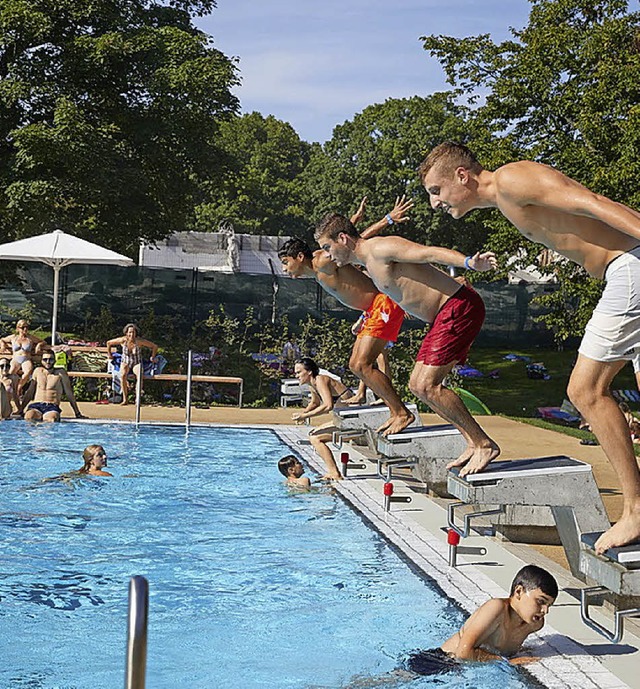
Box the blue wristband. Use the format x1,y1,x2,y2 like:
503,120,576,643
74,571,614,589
385,213,394,225
464,256,474,271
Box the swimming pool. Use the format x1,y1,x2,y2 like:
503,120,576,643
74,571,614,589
1,422,537,688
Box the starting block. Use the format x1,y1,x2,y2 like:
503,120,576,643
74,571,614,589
447,456,609,578
580,533,640,643
376,424,467,496
332,403,420,450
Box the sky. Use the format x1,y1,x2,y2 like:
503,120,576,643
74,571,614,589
194,0,534,144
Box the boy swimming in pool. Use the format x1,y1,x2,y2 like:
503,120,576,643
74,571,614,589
277,455,311,490
406,564,557,675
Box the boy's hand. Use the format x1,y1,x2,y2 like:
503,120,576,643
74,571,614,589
509,656,540,666
468,251,498,272
388,195,414,224
351,196,368,225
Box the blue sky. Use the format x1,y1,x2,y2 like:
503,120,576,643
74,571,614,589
195,0,533,144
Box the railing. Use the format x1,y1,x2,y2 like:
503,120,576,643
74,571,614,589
125,575,149,689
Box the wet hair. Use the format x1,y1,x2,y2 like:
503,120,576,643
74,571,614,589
510,565,558,599
278,454,300,477
278,237,313,260
79,445,105,474
295,357,319,377
123,323,139,337
314,213,359,242
417,141,483,181
40,347,55,358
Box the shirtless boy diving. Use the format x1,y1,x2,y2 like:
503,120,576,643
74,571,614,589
279,197,415,436
420,140,640,552
315,213,498,475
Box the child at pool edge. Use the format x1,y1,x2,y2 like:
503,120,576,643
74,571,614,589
277,455,311,490
406,564,557,675
79,445,113,477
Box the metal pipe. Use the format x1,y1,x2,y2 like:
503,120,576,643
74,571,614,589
125,575,148,689
134,364,143,425
580,585,640,644
185,349,193,428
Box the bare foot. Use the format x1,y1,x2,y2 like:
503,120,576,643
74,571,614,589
446,446,474,470
381,411,416,437
120,399,129,406
343,395,366,405
458,443,501,478
594,511,640,554
376,417,394,434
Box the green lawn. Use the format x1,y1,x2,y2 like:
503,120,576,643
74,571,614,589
458,346,639,418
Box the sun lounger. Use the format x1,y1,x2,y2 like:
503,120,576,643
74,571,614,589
447,456,609,578
376,424,467,496
579,533,640,643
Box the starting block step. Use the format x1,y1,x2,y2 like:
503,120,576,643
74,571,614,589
580,533,640,595
377,424,467,496
448,455,609,579
579,533,640,642
333,403,420,432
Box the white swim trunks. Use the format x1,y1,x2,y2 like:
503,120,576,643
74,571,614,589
578,246,640,363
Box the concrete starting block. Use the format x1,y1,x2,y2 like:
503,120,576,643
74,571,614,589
332,403,420,449
280,378,308,407
447,455,609,578
376,424,467,495
579,533,640,643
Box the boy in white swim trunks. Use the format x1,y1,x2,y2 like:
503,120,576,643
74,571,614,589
420,141,640,553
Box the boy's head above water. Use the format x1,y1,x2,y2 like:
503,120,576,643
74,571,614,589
509,564,557,624
278,454,304,478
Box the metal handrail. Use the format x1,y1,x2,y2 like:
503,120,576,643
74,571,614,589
134,366,142,425
125,575,149,689
185,349,193,428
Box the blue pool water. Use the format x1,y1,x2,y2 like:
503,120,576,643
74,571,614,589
0,422,537,688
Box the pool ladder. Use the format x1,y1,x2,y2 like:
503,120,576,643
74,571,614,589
134,350,195,428
126,576,149,689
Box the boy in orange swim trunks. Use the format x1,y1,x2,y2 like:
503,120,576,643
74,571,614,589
279,197,416,436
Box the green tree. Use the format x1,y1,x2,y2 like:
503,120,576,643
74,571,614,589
299,93,489,253
193,111,314,236
0,0,239,253
421,0,640,335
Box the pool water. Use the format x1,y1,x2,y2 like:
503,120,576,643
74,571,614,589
0,423,537,688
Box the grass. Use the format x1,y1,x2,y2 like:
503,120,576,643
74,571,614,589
458,346,640,454
459,346,639,418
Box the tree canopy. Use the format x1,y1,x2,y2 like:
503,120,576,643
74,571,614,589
0,0,239,253
421,0,640,340
193,111,314,236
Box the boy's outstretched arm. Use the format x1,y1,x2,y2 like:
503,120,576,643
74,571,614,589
450,598,504,661
350,196,368,225
360,196,414,239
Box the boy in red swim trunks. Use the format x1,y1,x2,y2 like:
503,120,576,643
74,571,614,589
279,196,416,436
315,213,499,475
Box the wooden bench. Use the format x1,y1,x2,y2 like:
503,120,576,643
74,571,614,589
64,347,243,407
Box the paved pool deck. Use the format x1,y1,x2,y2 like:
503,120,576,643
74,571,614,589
56,402,640,688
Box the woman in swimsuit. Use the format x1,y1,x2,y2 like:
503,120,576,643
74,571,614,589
291,357,350,480
0,320,44,396
0,357,22,416
106,323,158,405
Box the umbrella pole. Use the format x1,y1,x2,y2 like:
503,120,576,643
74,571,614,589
51,265,61,346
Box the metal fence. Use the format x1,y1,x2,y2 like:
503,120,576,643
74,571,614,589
0,263,557,346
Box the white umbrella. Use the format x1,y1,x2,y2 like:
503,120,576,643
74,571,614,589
0,229,134,343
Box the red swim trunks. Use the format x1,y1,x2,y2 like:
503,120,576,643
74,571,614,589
416,286,485,366
357,293,405,343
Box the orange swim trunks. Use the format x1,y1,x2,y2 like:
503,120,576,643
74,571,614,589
357,293,405,342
